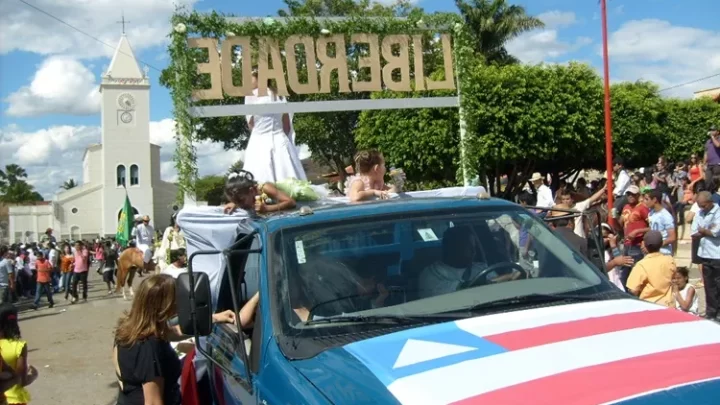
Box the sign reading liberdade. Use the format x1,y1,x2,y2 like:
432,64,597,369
189,33,455,100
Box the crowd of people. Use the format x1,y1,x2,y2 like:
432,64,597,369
516,124,720,320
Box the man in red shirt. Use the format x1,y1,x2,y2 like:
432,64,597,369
31,251,54,310
618,185,650,290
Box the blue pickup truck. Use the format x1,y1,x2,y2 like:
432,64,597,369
175,195,720,405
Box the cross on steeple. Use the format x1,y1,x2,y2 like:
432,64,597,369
117,13,130,34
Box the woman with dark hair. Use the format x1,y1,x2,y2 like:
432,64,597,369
242,71,306,184
222,170,296,214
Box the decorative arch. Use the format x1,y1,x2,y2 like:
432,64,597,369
116,164,127,187
70,226,81,241
130,164,139,186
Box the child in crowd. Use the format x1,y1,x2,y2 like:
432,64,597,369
223,170,296,214
103,241,118,295
672,267,698,315
346,150,403,202
31,252,54,310
0,303,36,404
59,244,74,300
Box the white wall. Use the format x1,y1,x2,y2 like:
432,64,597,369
8,204,54,243
83,145,102,185
55,184,104,239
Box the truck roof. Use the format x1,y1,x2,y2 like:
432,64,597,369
259,196,519,232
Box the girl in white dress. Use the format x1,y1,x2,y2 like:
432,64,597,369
243,73,306,184
673,267,698,315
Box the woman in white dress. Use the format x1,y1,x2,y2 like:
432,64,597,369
243,72,306,184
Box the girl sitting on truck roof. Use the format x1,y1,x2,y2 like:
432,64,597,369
346,149,404,202
223,170,296,214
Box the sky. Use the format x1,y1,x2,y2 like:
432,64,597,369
0,0,719,199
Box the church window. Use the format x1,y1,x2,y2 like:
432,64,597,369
130,164,139,186
117,165,126,187
71,207,78,214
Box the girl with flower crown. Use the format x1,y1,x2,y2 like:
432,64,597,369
223,170,296,214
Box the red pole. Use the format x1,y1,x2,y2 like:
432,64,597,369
601,0,615,227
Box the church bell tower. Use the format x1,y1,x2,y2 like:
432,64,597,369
98,33,154,235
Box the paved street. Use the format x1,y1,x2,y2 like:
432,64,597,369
19,267,133,405
17,236,707,404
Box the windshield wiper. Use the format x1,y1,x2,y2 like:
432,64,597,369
461,293,605,313
303,313,464,326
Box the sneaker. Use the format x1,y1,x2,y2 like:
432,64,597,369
70,297,77,304
31,305,38,311
49,304,54,309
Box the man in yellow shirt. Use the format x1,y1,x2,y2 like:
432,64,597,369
626,230,676,306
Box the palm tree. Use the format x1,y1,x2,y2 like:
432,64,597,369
455,0,544,65
61,178,78,190
0,164,28,191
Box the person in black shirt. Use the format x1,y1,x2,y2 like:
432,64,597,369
549,204,589,258
113,274,236,405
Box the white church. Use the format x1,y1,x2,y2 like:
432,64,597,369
8,34,178,242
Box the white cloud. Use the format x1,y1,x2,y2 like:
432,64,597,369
507,11,591,64
537,11,577,29
606,19,720,97
4,56,100,117
0,120,311,199
0,0,197,59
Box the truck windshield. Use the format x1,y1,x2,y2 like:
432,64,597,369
274,207,618,335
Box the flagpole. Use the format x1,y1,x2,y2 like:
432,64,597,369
600,0,615,227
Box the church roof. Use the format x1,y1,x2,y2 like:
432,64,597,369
106,34,144,79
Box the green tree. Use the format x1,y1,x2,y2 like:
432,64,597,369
356,89,460,190
462,62,604,196
662,98,720,163
61,178,78,190
455,0,544,65
600,81,667,169
0,164,44,203
195,175,226,205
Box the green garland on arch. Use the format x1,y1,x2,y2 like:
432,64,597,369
165,8,468,202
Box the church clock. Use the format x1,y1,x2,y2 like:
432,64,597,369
118,93,135,110
120,111,133,124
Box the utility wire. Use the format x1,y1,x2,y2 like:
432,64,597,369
16,0,720,94
656,72,720,94
15,0,163,73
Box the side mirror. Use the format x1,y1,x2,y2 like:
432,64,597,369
176,271,213,336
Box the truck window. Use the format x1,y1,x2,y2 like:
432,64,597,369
275,208,611,339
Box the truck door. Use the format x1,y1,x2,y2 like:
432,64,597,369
208,234,263,404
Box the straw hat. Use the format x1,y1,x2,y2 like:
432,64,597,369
530,172,544,183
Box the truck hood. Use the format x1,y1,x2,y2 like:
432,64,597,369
294,299,720,404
